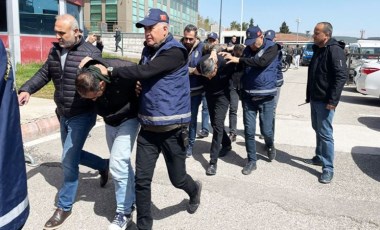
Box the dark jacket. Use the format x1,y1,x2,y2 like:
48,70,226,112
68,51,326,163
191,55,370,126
19,38,102,118
198,54,233,96
85,58,139,127
306,38,348,106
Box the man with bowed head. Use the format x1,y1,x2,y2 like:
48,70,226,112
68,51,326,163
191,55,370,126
304,22,348,184
220,26,282,175
18,14,108,229
92,8,202,230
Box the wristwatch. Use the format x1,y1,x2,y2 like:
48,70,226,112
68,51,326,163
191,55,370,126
107,67,113,76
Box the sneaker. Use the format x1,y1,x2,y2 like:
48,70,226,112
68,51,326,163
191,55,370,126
197,129,209,138
267,146,276,162
186,146,193,158
303,156,323,166
242,161,257,175
187,180,202,214
206,163,217,176
259,135,264,139
108,212,133,230
219,145,232,157
229,133,236,142
319,171,334,184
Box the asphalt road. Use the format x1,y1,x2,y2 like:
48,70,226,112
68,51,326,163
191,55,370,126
23,66,380,230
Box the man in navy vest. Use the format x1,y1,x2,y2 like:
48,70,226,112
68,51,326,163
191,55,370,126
220,26,281,175
0,40,29,230
93,8,202,230
180,24,205,157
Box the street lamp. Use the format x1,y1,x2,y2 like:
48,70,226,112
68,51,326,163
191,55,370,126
296,18,301,44
219,0,222,40
240,0,243,44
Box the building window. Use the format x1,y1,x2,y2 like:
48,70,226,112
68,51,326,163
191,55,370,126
106,1,117,31
90,0,102,32
0,0,7,32
19,0,58,35
67,2,80,24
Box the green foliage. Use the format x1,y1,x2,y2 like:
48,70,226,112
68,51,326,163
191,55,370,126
249,18,254,28
15,62,54,99
279,21,290,34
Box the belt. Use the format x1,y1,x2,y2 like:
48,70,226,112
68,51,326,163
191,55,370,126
142,123,189,133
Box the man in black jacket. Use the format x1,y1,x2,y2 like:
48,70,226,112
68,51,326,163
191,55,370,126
76,58,139,230
304,22,348,184
197,54,233,176
18,14,108,229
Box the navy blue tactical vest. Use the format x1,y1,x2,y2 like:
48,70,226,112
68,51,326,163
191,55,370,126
242,40,279,97
139,34,191,126
0,40,29,229
188,40,204,94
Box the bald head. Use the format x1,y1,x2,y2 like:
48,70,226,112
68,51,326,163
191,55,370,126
56,14,79,31
54,14,80,48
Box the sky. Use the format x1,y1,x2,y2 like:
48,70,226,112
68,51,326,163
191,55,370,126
198,0,380,38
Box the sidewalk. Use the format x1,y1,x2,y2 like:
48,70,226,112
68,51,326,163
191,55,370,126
19,97,59,142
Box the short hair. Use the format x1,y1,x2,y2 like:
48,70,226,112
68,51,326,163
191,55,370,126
184,24,198,36
75,71,101,96
199,58,216,76
233,44,245,57
318,22,333,37
56,14,79,30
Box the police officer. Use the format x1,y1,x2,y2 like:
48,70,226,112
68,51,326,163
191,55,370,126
92,8,202,230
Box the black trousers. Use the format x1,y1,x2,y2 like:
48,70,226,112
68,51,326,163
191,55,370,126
228,87,239,135
135,128,197,230
206,93,231,165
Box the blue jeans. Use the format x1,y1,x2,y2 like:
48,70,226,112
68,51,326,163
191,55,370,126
58,112,108,211
189,94,202,147
242,95,275,162
310,100,335,172
188,93,210,147
106,118,139,214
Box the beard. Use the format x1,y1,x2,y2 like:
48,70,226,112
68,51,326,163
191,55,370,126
59,37,77,48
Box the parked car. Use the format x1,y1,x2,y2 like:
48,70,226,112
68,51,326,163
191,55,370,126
349,40,380,84
301,43,313,66
355,61,380,98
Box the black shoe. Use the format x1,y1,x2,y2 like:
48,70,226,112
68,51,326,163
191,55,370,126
219,145,232,157
304,156,323,166
187,180,202,214
267,146,276,162
319,171,333,184
44,208,72,230
197,129,209,138
229,133,236,142
242,161,257,175
99,160,109,188
206,163,217,176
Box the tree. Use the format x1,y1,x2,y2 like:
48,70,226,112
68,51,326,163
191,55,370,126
249,18,254,28
230,21,240,30
279,21,290,34
198,15,211,31
242,22,249,31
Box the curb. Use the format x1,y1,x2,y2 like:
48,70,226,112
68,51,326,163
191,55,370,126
21,115,60,142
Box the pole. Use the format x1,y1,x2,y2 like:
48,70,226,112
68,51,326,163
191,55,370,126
296,18,300,44
240,0,243,44
219,0,222,42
